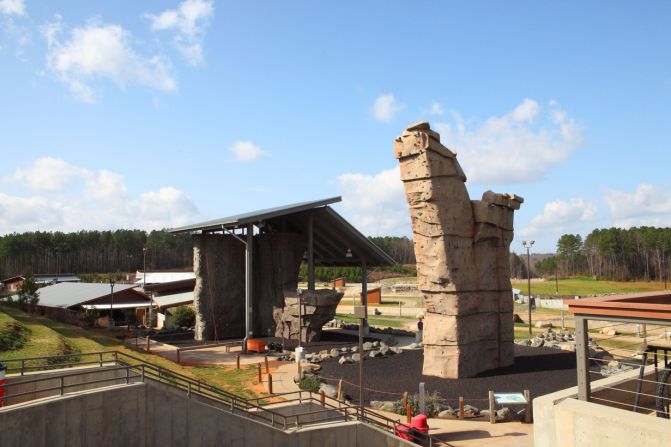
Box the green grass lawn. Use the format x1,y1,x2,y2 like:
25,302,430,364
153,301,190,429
512,276,668,296
0,305,259,397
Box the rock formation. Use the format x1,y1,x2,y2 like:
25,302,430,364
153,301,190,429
274,289,344,342
394,122,523,378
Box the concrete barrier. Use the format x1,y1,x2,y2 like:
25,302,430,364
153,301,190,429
0,379,415,446
533,365,671,446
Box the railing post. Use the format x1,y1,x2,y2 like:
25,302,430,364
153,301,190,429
21,359,25,376
488,391,496,424
575,316,591,401
99,352,103,367
188,382,191,399
141,365,145,382
126,367,130,384
114,351,118,365
60,376,64,396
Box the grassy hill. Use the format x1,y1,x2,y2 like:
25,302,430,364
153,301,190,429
0,305,258,397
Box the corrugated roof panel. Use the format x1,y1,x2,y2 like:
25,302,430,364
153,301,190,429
153,291,194,308
168,197,341,234
32,282,139,309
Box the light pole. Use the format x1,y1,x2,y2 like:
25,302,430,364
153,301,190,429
555,254,559,294
143,247,152,327
522,240,535,336
143,247,148,291
108,273,116,328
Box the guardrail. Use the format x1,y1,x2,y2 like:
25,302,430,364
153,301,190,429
0,351,446,445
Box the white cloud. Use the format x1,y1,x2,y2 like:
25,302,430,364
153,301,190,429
603,184,671,226
0,0,25,16
372,93,405,122
1,158,199,233
519,197,596,237
336,167,411,236
146,0,214,65
427,101,444,116
13,157,89,191
230,141,266,162
434,99,583,184
44,17,176,103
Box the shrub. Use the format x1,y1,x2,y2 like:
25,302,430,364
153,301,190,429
391,391,446,418
299,375,322,393
172,306,196,328
0,321,30,351
47,336,81,365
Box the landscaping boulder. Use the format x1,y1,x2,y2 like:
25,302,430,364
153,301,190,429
496,407,514,421
319,383,338,398
338,356,352,365
463,405,480,416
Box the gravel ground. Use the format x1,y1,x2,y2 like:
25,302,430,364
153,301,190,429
317,345,592,406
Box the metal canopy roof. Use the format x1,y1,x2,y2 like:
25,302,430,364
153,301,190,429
169,197,342,234
168,197,395,267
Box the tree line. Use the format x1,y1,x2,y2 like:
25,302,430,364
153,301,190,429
535,227,671,281
0,230,193,279
0,232,417,281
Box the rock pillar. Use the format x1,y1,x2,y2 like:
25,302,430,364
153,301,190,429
394,122,523,378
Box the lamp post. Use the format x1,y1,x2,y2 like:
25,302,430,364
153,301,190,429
108,273,116,329
522,240,535,336
555,253,559,295
142,247,148,291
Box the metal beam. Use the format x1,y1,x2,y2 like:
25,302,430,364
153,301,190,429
575,316,590,401
244,223,254,351
361,259,368,336
572,313,671,327
307,213,315,291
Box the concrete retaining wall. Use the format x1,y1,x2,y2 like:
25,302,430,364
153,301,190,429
1,380,415,446
4,366,134,406
533,365,671,447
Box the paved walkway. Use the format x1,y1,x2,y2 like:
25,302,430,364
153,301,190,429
373,408,534,447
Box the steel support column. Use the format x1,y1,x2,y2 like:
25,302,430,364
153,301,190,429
244,224,254,351
361,259,368,335
575,315,591,401
307,213,315,291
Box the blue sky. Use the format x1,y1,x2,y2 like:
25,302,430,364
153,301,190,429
1,1,670,253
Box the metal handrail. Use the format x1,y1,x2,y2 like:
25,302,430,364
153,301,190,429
0,351,447,444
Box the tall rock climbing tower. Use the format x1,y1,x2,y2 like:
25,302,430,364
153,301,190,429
394,122,523,378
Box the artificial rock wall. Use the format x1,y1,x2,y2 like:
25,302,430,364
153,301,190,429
193,232,305,341
394,121,523,378
192,234,246,340
275,289,344,342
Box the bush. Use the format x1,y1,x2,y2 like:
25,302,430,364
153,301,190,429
299,375,322,393
0,321,30,351
391,391,446,418
172,306,195,328
47,336,81,365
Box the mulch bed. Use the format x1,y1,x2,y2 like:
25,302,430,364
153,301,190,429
318,345,592,406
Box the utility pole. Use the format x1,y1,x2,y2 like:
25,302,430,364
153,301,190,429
109,273,116,329
555,255,559,294
522,241,535,336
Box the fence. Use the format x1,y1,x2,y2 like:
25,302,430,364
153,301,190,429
574,317,671,418
0,350,448,446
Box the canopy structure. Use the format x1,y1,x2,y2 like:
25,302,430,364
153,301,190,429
169,196,394,267
169,196,395,346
